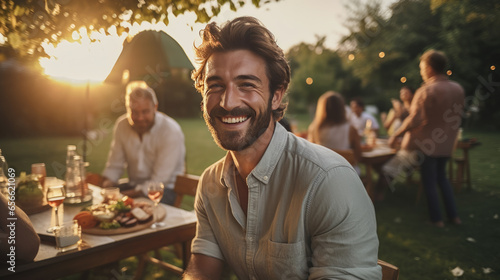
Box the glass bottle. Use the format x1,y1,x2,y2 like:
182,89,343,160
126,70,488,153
65,154,84,204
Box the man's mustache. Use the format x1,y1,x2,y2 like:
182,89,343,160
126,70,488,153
209,105,255,119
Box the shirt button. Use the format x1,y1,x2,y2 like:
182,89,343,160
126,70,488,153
263,175,268,181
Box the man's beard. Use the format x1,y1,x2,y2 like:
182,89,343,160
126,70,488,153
203,101,272,151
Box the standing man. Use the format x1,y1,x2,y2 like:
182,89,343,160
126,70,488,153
101,81,185,205
388,49,464,227
184,17,381,279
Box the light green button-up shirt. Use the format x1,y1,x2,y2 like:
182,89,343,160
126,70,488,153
192,123,382,279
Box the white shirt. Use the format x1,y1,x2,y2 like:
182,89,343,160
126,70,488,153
350,111,380,136
103,112,185,191
316,122,351,150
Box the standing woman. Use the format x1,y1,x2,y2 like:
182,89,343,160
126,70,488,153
308,91,362,164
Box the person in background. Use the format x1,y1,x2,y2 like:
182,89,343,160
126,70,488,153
386,50,464,227
349,97,380,137
183,16,381,279
101,81,185,205
381,86,414,136
308,91,362,164
0,194,40,263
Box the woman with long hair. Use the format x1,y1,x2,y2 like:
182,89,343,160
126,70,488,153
308,91,362,164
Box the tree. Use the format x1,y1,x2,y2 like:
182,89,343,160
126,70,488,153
286,37,362,114
0,0,276,61
338,0,500,125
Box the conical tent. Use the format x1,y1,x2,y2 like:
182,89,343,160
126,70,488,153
105,30,194,85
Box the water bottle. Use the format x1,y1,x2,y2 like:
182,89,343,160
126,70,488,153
65,151,85,204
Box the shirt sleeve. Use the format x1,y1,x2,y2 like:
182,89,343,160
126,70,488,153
368,113,380,130
307,166,382,279
149,122,186,189
191,173,225,261
394,88,427,138
102,120,126,183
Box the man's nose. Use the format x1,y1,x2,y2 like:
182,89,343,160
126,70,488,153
220,85,241,110
135,113,145,121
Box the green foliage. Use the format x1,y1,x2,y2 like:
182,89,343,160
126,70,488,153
286,39,363,114
287,0,500,126
0,0,275,61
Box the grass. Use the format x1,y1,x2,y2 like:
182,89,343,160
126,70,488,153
1,117,499,279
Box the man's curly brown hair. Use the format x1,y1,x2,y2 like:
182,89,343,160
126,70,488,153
191,16,290,121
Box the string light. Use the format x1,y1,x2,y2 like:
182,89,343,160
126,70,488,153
491,65,496,71
446,70,452,76
379,52,385,58
400,77,407,83
348,54,355,61
306,77,313,85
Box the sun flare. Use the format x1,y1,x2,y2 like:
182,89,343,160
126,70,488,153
39,26,125,83
39,20,196,84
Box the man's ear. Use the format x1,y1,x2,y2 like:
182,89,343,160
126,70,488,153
271,87,285,110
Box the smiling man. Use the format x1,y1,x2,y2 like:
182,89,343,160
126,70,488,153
101,81,185,205
183,17,381,280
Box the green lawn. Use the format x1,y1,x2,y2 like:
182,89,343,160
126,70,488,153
1,117,499,279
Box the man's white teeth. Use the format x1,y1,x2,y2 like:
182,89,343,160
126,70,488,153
222,116,248,124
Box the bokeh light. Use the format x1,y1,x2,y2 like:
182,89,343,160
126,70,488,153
348,54,355,61
379,51,385,58
400,77,407,83
446,70,452,76
491,65,496,71
306,77,313,85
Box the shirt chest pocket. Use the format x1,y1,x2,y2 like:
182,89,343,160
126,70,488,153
264,240,309,279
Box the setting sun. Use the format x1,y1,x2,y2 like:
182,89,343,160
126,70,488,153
38,20,197,84
39,26,124,83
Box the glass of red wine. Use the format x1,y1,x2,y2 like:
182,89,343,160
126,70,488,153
147,182,165,229
46,185,65,233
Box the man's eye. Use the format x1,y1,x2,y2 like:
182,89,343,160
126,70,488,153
206,84,224,93
240,82,256,88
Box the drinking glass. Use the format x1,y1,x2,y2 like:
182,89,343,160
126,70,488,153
46,185,66,233
54,220,81,252
31,163,46,190
147,182,165,229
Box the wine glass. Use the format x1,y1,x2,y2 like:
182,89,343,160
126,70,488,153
147,182,165,229
46,185,66,233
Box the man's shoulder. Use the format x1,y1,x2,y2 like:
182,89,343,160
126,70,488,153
199,157,226,188
283,133,350,172
154,112,184,133
114,114,130,130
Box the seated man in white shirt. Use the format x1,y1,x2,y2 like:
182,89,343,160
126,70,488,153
349,97,380,137
101,81,186,205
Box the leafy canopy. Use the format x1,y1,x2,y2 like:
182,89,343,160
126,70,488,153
0,0,275,59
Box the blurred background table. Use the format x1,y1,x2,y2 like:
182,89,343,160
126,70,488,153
360,140,397,200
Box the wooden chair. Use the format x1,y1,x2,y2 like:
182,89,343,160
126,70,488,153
133,174,200,279
378,259,399,280
333,149,357,167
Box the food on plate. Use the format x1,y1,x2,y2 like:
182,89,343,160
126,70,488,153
73,196,157,230
130,207,152,223
15,172,44,209
116,212,138,227
92,210,116,222
99,220,121,229
73,211,97,229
